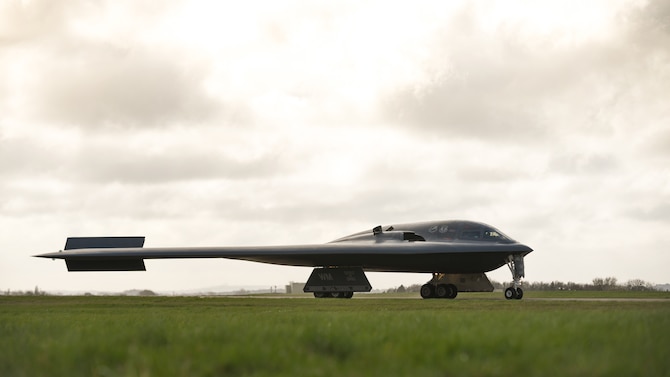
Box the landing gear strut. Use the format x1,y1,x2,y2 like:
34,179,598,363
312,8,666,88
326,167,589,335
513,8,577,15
505,255,525,300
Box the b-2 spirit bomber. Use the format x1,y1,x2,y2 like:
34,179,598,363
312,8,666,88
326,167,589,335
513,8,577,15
35,220,533,300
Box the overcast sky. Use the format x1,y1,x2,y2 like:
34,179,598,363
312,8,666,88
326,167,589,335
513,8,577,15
1,0,668,293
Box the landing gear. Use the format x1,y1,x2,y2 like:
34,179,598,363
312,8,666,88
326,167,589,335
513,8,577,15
420,284,435,299
435,284,458,299
435,284,449,298
313,291,354,299
304,267,371,298
504,287,524,300
420,274,458,299
505,254,525,300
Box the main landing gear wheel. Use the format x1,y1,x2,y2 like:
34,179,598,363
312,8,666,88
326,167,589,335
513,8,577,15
313,291,354,299
420,284,435,299
435,284,458,299
421,283,457,299
435,284,449,298
447,284,458,299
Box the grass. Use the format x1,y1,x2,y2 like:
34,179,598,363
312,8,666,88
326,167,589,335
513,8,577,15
1,294,669,377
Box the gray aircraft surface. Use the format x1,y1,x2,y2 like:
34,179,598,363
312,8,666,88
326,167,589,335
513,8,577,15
35,220,532,300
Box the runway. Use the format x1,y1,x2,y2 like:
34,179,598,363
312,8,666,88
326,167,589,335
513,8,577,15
226,293,670,302
526,297,669,302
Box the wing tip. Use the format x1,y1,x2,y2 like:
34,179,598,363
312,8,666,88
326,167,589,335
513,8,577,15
34,252,64,259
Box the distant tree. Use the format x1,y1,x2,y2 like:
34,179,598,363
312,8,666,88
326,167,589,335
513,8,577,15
592,277,619,290
592,277,605,290
396,285,406,293
566,281,585,291
490,280,504,290
626,279,653,291
33,286,48,296
550,281,566,290
604,277,617,288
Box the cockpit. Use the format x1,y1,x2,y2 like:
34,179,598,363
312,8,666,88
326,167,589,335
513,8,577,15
330,220,517,244
458,227,514,243
425,221,516,243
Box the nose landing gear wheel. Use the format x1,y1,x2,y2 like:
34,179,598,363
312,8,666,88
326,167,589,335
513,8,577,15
504,287,517,300
504,287,524,300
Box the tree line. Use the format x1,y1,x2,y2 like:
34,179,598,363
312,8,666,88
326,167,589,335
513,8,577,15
501,277,659,291
386,277,660,293
2,287,158,296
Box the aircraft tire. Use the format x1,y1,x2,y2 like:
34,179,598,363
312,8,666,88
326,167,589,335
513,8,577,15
447,284,458,299
420,284,435,299
504,287,517,300
314,292,326,298
515,287,524,300
330,292,343,298
343,291,354,299
435,284,449,298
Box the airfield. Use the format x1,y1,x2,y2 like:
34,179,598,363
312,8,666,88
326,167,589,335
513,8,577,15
2,291,668,377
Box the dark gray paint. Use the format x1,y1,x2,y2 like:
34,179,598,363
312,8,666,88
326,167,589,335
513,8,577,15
35,220,532,274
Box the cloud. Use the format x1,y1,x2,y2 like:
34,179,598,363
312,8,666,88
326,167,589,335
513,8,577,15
638,128,670,162
380,0,670,145
626,202,670,223
70,145,287,184
1,126,290,181
548,152,620,176
0,1,69,45
0,1,236,130
27,44,225,128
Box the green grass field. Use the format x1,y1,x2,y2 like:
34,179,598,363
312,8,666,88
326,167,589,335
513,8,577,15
1,293,669,377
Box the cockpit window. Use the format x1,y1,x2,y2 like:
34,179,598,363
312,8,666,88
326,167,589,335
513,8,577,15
460,230,482,240
458,227,514,242
482,228,513,242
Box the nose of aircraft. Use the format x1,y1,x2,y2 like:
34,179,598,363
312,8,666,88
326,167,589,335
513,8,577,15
519,243,533,254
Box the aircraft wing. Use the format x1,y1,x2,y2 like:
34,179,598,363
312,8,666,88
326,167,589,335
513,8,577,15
35,236,532,274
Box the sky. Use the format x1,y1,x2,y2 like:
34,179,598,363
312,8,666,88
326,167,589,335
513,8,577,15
1,0,669,293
